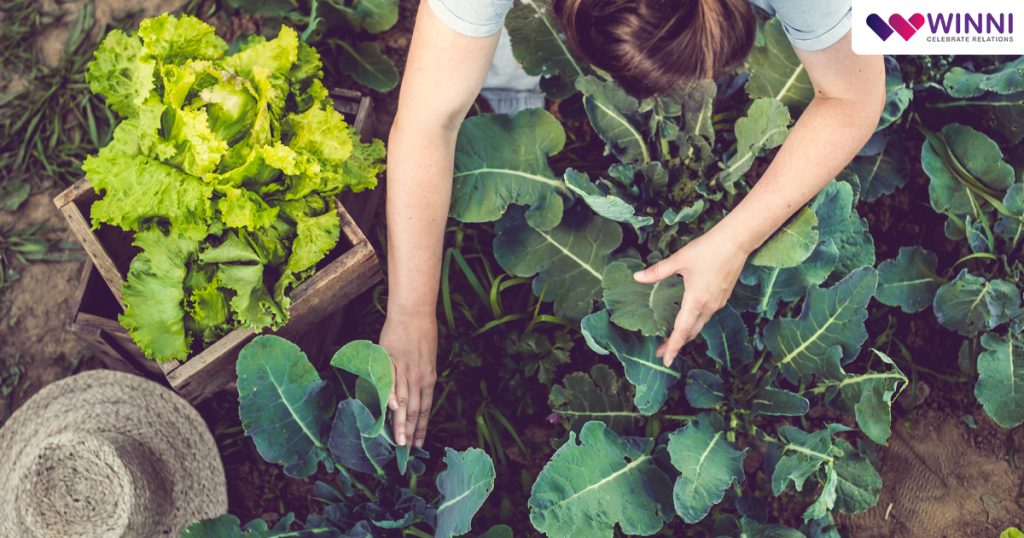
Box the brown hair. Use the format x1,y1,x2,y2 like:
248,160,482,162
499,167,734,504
552,0,756,98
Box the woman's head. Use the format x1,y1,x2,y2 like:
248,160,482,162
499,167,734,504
552,0,756,98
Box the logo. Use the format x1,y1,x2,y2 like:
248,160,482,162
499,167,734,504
866,13,925,41
853,0,1024,55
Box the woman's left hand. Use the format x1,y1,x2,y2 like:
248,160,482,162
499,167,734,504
633,227,752,367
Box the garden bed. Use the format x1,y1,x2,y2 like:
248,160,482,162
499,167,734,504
57,90,384,403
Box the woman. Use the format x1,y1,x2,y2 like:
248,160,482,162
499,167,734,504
382,0,885,448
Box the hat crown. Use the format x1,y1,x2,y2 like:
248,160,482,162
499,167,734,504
17,431,173,538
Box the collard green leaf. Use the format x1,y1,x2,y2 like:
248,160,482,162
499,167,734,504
848,141,907,203
602,259,683,337
352,0,399,33
505,0,584,96
831,439,881,514
933,269,1022,336
435,448,496,538
564,169,654,234
581,310,681,415
878,57,912,131
739,517,806,538
922,123,1015,219
974,332,1024,428
529,421,673,537
765,267,878,384
668,414,747,524
476,525,514,538
995,184,1024,241
237,335,333,478
700,305,753,369
335,41,399,91
120,229,198,362
685,370,725,409
328,399,394,477
750,206,818,269
943,57,1024,98
452,110,568,230
818,350,908,445
494,207,621,320
745,18,814,109
802,466,838,521
771,426,834,496
330,340,393,438
733,242,839,317
549,364,639,435
751,386,809,417
715,98,791,190
576,76,650,164
876,246,942,314
675,80,717,167
811,181,875,278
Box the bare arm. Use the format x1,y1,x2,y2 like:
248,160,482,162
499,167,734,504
381,1,499,448
635,32,886,365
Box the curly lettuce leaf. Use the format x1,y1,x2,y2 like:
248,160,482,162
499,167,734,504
217,187,280,231
283,103,354,162
83,153,214,240
185,274,231,344
86,30,156,118
138,13,227,64
339,131,384,193
287,210,340,273
165,107,229,176
217,263,287,330
120,229,199,362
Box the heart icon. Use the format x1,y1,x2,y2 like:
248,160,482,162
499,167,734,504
888,13,925,41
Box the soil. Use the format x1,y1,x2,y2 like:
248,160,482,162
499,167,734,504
0,191,96,422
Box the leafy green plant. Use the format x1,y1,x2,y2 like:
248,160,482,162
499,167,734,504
217,0,401,91
182,335,501,537
83,14,385,361
871,56,1024,429
437,9,917,534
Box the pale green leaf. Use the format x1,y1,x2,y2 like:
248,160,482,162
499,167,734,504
576,76,650,164
453,110,568,230
528,421,673,537
564,169,653,233
751,386,809,417
581,310,681,415
715,98,791,190
974,332,1024,428
933,270,1022,336
327,399,394,477
602,259,683,337
745,18,814,109
494,207,621,320
435,448,496,538
699,305,753,370
237,335,333,478
751,206,818,269
922,124,1015,219
668,414,746,524
876,246,942,314
549,364,640,435
765,267,878,383
330,340,394,437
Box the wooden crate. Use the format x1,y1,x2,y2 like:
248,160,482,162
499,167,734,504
58,90,384,403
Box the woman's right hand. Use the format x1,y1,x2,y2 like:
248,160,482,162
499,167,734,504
379,311,438,449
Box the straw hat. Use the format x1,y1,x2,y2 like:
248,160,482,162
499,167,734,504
0,370,228,537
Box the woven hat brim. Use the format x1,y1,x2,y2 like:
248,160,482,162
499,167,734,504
0,369,228,537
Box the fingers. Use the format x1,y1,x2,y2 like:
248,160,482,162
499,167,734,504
387,362,398,413
391,373,410,446
402,389,421,448
633,258,677,285
661,293,702,367
413,384,434,449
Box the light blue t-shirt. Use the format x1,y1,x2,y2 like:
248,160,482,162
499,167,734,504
427,0,852,51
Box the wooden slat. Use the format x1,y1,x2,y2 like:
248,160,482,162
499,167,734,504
58,192,126,304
